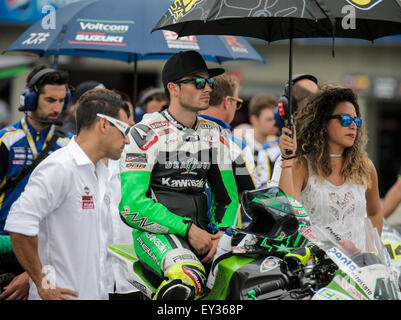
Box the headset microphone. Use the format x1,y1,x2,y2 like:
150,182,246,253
25,112,63,126
33,117,63,126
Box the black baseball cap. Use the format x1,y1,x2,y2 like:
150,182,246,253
162,51,225,87
283,74,318,96
290,74,318,86
72,81,105,104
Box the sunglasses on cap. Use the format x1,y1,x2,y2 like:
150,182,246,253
97,113,130,137
328,114,362,129
228,96,243,110
174,77,216,89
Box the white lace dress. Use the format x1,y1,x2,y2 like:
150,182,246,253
299,156,367,231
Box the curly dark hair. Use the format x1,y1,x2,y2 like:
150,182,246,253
295,86,371,187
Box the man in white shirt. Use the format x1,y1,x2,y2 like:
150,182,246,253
5,88,130,300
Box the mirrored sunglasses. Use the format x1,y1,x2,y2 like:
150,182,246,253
97,113,130,137
329,114,362,129
175,77,216,89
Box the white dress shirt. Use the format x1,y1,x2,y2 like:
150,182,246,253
5,138,113,300
104,159,138,294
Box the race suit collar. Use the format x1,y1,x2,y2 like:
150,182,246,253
197,114,231,130
161,109,199,131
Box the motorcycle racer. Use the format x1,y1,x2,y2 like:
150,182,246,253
119,51,239,299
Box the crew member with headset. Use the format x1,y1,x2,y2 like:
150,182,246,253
274,74,319,134
257,74,319,188
0,65,73,300
134,87,167,123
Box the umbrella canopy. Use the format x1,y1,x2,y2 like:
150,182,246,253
153,0,401,124
4,0,264,64
5,0,264,103
153,0,401,42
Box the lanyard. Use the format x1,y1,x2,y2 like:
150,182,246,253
21,117,55,159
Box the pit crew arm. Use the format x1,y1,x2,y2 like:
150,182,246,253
230,135,257,192
0,137,9,184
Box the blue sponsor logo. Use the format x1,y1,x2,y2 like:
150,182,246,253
328,247,358,272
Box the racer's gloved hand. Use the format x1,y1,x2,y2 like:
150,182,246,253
283,246,312,271
283,243,326,272
308,243,326,263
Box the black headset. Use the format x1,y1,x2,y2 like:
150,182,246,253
278,74,318,118
19,68,71,112
274,74,318,130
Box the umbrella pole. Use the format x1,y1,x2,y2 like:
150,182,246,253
284,18,294,156
288,19,294,123
53,24,67,69
53,55,59,70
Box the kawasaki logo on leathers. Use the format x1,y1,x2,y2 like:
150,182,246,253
162,177,205,188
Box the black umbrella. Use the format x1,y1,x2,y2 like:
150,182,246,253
153,0,401,129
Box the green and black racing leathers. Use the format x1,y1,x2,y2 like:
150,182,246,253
119,109,239,298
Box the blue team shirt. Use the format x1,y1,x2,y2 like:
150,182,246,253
0,116,73,234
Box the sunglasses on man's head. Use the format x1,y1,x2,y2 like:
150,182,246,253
328,114,362,129
97,113,130,137
174,77,216,89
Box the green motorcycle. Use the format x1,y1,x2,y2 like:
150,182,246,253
108,187,335,300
